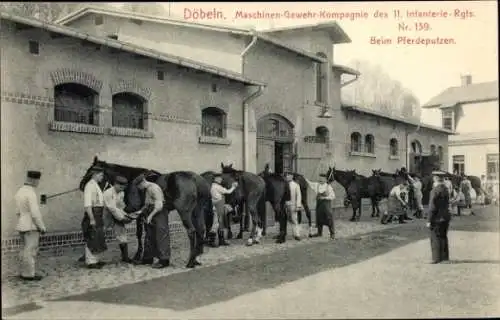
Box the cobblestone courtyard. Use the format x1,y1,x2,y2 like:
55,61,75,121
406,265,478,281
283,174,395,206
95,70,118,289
2,204,498,319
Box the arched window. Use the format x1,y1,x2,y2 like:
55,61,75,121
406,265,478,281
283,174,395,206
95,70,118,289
411,140,422,154
390,138,398,156
54,83,98,124
430,144,436,155
350,132,362,152
315,52,328,103
202,107,226,138
364,134,375,154
315,126,329,143
112,92,145,129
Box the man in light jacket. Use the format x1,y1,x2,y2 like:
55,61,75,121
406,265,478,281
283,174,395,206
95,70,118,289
285,172,303,241
15,170,46,281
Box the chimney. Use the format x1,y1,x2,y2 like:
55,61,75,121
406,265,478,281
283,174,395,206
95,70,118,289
461,74,472,86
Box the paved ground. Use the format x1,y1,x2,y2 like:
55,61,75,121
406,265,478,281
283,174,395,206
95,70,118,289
3,205,498,319
1,205,397,310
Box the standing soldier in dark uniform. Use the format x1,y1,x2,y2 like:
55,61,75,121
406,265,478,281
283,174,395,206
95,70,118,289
427,171,451,264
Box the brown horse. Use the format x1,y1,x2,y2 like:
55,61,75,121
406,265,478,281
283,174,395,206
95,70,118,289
80,157,211,268
220,163,266,246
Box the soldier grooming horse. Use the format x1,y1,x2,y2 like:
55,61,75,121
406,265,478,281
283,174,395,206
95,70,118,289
220,163,266,246
261,164,314,238
81,157,211,268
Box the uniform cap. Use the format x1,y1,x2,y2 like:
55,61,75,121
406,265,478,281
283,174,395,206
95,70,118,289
134,173,146,185
27,170,41,179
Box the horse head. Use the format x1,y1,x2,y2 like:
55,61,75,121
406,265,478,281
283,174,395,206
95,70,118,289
372,169,382,177
80,157,113,192
325,167,335,183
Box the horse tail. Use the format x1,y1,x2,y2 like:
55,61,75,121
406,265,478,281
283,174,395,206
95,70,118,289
166,173,179,201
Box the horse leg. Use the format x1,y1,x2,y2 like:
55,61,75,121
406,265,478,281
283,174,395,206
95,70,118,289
302,202,313,237
375,198,381,217
349,197,359,222
357,198,362,221
133,218,144,262
178,211,197,268
193,200,208,264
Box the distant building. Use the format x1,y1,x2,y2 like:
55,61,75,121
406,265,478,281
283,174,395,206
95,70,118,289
421,75,499,181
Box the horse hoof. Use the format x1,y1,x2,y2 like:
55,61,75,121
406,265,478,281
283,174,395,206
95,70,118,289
349,218,356,222
227,231,233,240
236,233,243,239
186,262,196,269
246,239,254,246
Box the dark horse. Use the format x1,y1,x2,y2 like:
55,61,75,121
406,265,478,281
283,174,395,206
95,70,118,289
326,166,390,222
260,164,314,236
258,164,291,242
80,157,211,268
220,163,266,245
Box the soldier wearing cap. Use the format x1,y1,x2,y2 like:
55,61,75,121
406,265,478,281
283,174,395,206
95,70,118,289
304,172,336,239
210,173,238,247
82,165,107,269
103,175,133,263
15,170,46,281
427,171,451,264
133,173,170,268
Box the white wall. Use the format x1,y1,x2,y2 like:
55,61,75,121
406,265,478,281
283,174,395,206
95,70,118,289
455,100,499,133
420,107,442,128
449,142,499,177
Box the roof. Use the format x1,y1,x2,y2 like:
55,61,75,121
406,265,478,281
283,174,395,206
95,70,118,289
422,81,499,108
0,11,265,86
332,64,360,76
449,130,499,141
341,104,455,135
260,22,352,44
55,6,326,63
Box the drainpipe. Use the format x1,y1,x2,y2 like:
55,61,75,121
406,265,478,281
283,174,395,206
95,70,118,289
240,29,261,172
241,29,258,57
243,85,265,172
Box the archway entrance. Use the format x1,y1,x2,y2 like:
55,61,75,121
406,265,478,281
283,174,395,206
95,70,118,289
256,114,294,174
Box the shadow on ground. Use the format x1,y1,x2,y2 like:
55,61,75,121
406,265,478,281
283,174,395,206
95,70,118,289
5,205,497,315
54,224,431,311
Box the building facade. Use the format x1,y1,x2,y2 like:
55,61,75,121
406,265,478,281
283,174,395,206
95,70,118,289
1,8,451,242
421,75,499,181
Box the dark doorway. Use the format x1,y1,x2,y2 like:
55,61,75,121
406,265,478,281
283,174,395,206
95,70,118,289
274,142,284,174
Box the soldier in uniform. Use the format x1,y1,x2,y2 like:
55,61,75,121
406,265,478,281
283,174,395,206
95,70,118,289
15,170,46,281
82,166,108,269
134,174,170,268
305,173,336,239
283,172,303,242
209,174,238,247
427,171,451,264
103,176,133,263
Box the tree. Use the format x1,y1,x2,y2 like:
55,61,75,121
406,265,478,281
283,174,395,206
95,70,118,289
120,3,167,16
342,59,421,120
0,2,110,22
